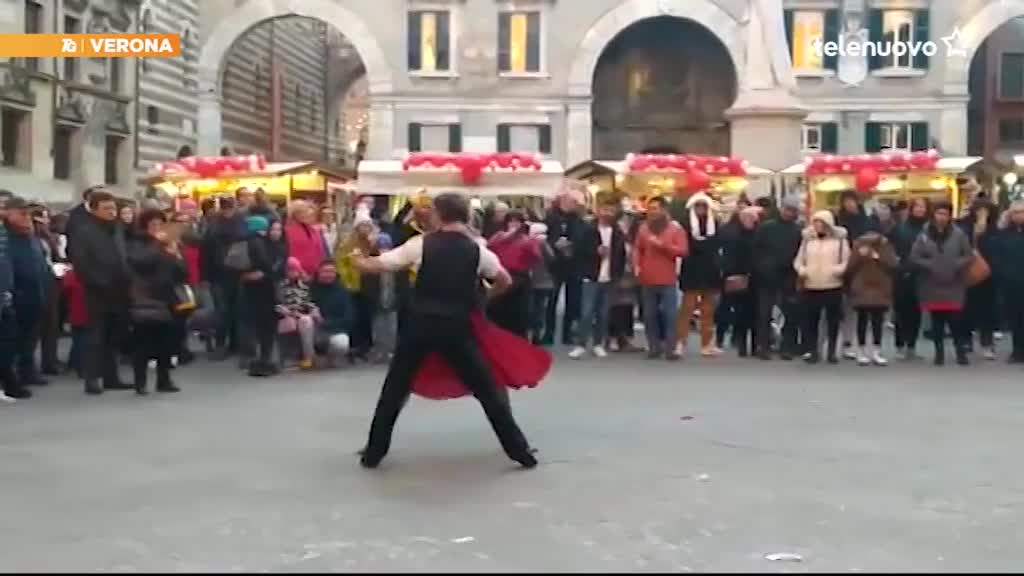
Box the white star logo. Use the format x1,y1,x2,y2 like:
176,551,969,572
942,26,968,58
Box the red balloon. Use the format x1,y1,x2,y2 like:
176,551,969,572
686,169,711,192
407,154,426,167
494,153,513,169
461,162,483,185
631,157,652,171
855,167,880,193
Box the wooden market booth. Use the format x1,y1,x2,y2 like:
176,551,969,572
356,152,566,218
566,153,774,214
780,151,981,216
145,155,355,209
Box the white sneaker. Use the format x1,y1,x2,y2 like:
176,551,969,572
856,349,871,366
592,345,608,358
0,392,14,404
983,348,997,360
995,331,1005,341
701,346,723,357
872,350,888,366
568,346,586,359
608,340,620,352
844,346,859,360
674,342,686,357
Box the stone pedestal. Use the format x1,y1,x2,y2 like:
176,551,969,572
564,97,592,168
726,88,807,198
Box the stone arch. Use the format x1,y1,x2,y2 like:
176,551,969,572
196,0,393,156
567,0,742,98
945,1,1024,92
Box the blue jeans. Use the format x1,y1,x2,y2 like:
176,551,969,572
642,285,679,354
577,280,611,347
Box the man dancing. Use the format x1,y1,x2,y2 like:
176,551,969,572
354,193,537,469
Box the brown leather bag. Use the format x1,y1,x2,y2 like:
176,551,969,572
965,250,991,287
723,274,750,294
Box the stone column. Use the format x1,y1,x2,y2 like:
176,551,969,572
938,99,969,156
366,99,395,160
565,97,592,167
196,66,223,156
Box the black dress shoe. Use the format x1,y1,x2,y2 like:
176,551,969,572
41,365,61,376
359,450,385,469
156,382,181,393
5,387,32,399
84,381,103,395
21,375,49,386
512,450,538,469
105,381,134,391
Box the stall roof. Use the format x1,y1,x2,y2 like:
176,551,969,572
580,159,772,176
780,157,983,176
564,160,618,179
356,160,565,197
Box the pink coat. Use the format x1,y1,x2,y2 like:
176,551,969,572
285,221,326,277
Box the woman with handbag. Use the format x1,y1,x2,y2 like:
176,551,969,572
720,207,761,357
910,201,974,366
127,209,187,395
957,197,999,359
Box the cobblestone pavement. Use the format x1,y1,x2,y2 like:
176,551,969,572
2,348,1024,572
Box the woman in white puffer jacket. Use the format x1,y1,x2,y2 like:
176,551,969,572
794,210,850,364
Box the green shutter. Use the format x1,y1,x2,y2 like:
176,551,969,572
496,124,510,152
821,122,839,153
913,10,930,70
526,12,541,72
910,122,929,151
436,11,450,71
538,124,552,154
865,122,882,152
407,12,421,70
784,10,794,63
868,10,884,71
823,10,840,71
497,13,510,72
408,122,422,152
448,124,462,152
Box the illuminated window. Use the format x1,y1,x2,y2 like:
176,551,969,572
407,11,451,73
882,10,914,69
498,11,541,74
791,11,824,71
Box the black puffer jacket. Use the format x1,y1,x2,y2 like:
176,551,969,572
68,213,129,294
751,216,802,289
128,237,187,323
678,212,722,290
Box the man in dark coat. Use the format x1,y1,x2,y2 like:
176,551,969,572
202,197,247,358
0,191,27,400
6,198,51,386
994,202,1024,362
542,194,585,346
751,198,803,360
68,190,131,394
570,198,627,358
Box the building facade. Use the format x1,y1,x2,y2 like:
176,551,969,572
195,0,1024,179
136,0,199,173
0,0,140,204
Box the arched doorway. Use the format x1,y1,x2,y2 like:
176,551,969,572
966,17,1024,162
197,0,392,158
591,16,737,160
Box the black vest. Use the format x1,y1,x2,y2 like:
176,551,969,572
413,231,481,318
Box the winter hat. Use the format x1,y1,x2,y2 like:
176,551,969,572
246,215,269,233
781,196,802,211
811,210,835,228
685,192,717,240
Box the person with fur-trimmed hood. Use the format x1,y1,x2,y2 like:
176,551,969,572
846,230,899,366
675,191,722,357
794,211,850,364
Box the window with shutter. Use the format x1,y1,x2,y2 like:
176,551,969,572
821,123,838,154
823,10,839,71
448,124,462,153
867,10,884,71
408,122,422,152
912,10,930,70
499,11,542,74
496,124,510,152
408,11,451,73
865,122,882,153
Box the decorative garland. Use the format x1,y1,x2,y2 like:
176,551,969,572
804,150,941,193
401,152,543,185
151,154,268,179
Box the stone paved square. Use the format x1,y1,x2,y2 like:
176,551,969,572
2,352,1024,572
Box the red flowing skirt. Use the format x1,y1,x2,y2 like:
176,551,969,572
411,311,552,400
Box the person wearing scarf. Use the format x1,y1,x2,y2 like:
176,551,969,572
634,195,689,360
909,201,973,366
336,211,383,360
240,216,289,377
891,196,929,359
675,192,722,357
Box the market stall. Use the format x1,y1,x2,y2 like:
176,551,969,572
145,155,355,209
356,152,565,217
566,153,774,212
780,151,981,216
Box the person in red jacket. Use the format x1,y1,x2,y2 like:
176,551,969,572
633,196,689,360
486,210,541,337
62,267,89,379
284,200,326,278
